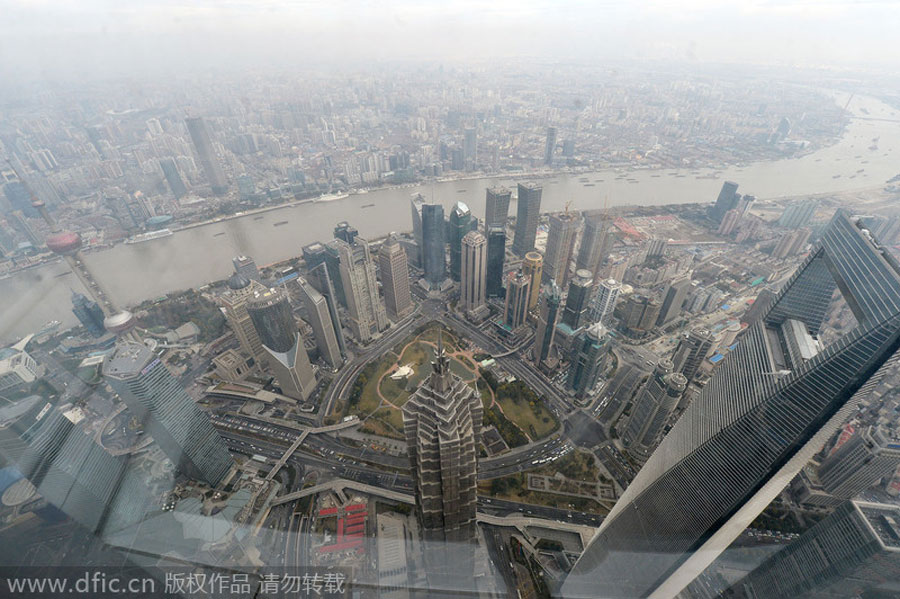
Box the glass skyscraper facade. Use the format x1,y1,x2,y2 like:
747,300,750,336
564,210,900,599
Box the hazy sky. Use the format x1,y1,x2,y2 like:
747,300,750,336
2,0,899,81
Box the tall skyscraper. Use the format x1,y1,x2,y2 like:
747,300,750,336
159,158,187,199
460,231,488,318
484,186,511,231
402,335,482,589
232,255,260,282
590,278,622,325
0,398,148,534
303,241,346,308
563,211,900,599
504,270,531,329
298,277,343,369
543,211,580,287
307,261,347,358
577,212,611,281
71,291,106,338
104,342,234,487
816,425,900,499
671,327,714,382
534,281,562,368
486,226,506,298
512,182,542,256
709,180,740,224
410,193,425,268
463,127,477,165
247,288,317,401
421,203,446,286
449,202,476,281
185,117,228,195
219,273,269,369
566,322,609,399
378,236,414,321
337,237,389,343
544,126,558,166
561,269,594,330
723,501,900,599
656,276,692,326
334,221,359,245
621,360,686,463
522,251,544,310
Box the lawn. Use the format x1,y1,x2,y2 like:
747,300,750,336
477,473,608,515
494,380,559,441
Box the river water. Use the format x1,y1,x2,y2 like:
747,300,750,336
2,91,899,341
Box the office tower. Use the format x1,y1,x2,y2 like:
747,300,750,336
709,180,740,224
159,158,187,199
0,399,147,533
71,291,106,338
337,237,389,343
544,126,558,166
486,226,506,298
522,251,544,310
772,227,811,259
220,273,268,368
460,231,488,318
566,322,609,399
671,327,714,382
563,210,900,599
410,193,425,267
303,241,346,308
512,182,542,256
449,202,476,281
504,270,531,330
561,269,594,330
298,277,343,369
543,211,580,287
778,199,818,229
104,342,233,487
816,425,900,499
232,255,260,282
307,262,347,358
577,212,611,280
185,117,228,195
3,179,35,216
246,287,317,401
402,335,482,588
334,221,359,245
590,278,622,325
484,186,511,231
378,236,414,321
421,203,446,286
534,281,562,367
723,501,900,599
657,276,692,326
463,127,477,165
621,361,686,463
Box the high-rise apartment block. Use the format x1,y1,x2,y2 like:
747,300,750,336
778,199,818,229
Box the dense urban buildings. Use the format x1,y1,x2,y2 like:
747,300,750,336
564,211,900,599
402,335,482,589
185,116,229,195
